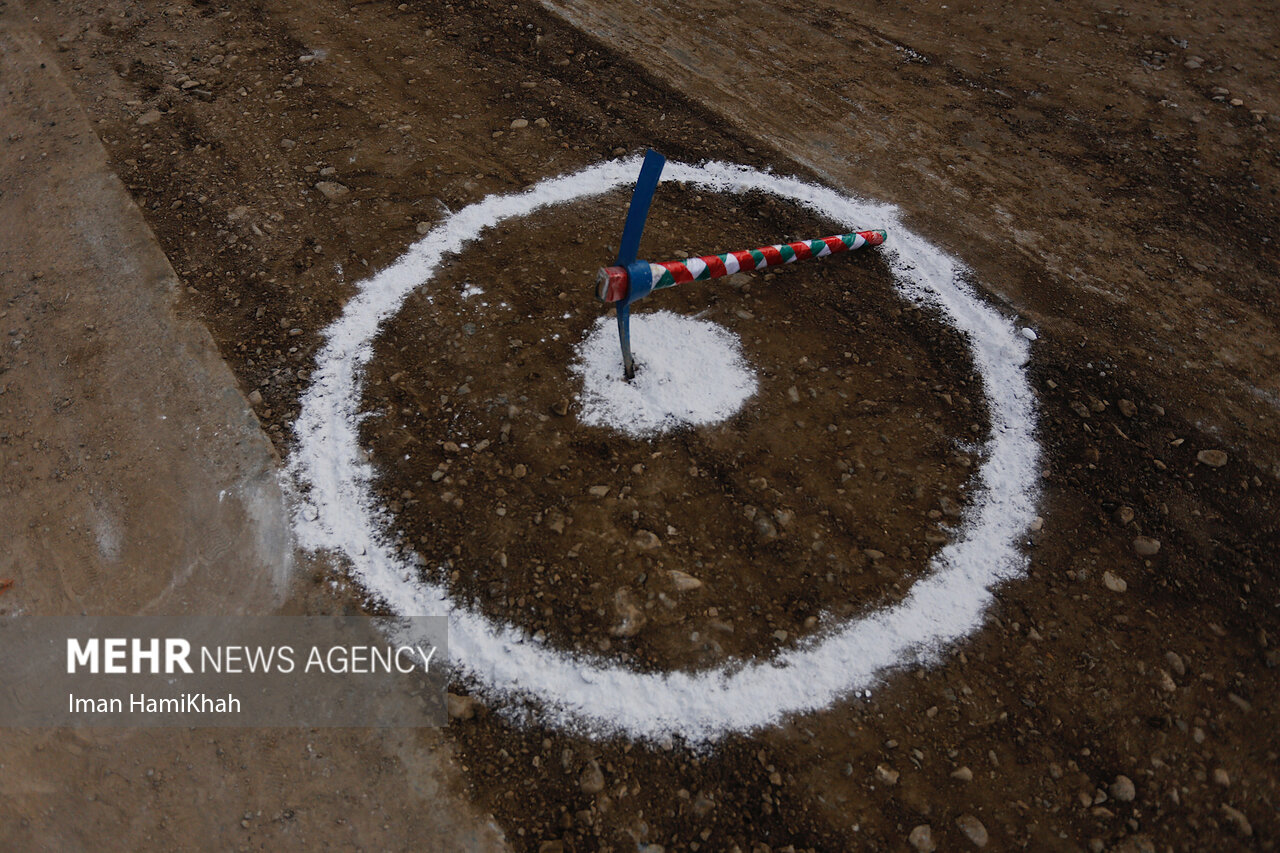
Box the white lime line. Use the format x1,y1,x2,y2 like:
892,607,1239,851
286,158,1040,743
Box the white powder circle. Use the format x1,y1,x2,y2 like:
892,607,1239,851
285,158,1041,743
572,311,757,436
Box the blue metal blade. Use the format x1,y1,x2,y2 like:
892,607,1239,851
616,302,635,380
614,149,665,266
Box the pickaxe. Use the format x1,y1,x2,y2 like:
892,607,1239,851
595,149,886,380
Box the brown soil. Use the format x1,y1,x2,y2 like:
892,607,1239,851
13,0,1280,850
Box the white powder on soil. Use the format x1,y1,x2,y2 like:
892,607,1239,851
285,157,1041,743
572,311,757,437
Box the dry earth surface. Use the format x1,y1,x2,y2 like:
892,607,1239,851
3,0,1278,850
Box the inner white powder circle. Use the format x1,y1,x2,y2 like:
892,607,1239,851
286,157,1041,744
572,311,757,436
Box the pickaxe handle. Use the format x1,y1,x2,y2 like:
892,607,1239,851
596,229,886,305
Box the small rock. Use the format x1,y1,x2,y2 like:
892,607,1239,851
1118,399,1138,417
1110,774,1136,802
1212,767,1230,787
314,180,349,200
633,529,661,550
1020,327,1037,341
1133,536,1161,557
534,117,549,128
951,766,974,782
247,389,263,406
551,399,569,416
1221,804,1252,836
787,385,801,403
1102,571,1128,593
416,221,431,235
510,118,529,129
611,588,646,637
137,109,163,126
512,463,528,478
956,814,989,848
1196,449,1228,467
875,764,899,785
588,485,610,498
1184,55,1203,69
1165,650,1185,676
1113,505,1135,525
754,515,779,541
863,548,885,561
668,570,703,591
908,825,937,853
538,841,565,853
579,759,605,795
446,692,479,720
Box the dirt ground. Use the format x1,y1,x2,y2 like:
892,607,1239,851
4,0,1278,850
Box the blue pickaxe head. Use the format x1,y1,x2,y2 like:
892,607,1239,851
598,148,666,380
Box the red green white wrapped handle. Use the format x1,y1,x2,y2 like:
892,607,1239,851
596,229,887,304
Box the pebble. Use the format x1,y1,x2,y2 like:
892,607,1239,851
551,399,569,416
1118,399,1138,417
247,389,263,406
1020,327,1037,341
633,529,661,550
137,109,163,125
534,117,549,128
1212,768,1230,787
1102,571,1128,593
863,548,885,561
1221,804,1252,836
1165,650,1185,676
1133,536,1161,557
668,570,703,591
611,588,646,637
512,463,528,478
1184,55,1203,69
875,764,899,785
446,692,480,721
1113,505,1135,525
416,221,431,235
1110,774,1136,802
951,766,974,782
908,825,937,853
588,485,610,497
314,180,350,200
754,515,779,541
1196,449,1228,467
579,759,605,795
956,814,989,848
